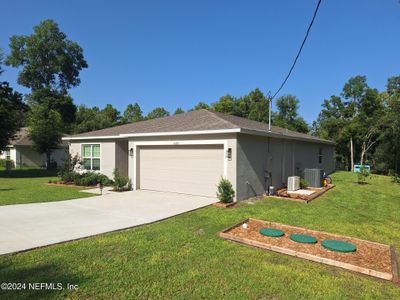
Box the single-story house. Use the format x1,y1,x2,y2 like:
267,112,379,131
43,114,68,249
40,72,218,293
0,127,68,168
63,109,335,201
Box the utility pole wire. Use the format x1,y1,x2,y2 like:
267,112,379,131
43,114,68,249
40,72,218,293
271,0,322,100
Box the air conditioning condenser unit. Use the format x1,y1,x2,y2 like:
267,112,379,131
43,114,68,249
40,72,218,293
287,176,300,191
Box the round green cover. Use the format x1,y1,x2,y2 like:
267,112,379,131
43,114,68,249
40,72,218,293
290,234,317,244
259,228,285,237
321,240,357,253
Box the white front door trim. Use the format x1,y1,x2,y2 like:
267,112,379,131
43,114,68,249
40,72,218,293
132,139,228,190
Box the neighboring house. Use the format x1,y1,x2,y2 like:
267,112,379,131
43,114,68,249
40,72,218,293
63,109,335,201
0,128,68,168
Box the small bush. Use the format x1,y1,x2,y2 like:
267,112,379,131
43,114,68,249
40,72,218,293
392,173,400,184
300,178,308,189
0,159,14,169
113,168,129,191
357,166,370,184
58,153,81,183
216,177,235,203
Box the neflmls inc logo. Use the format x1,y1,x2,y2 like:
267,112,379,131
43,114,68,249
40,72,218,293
29,282,63,290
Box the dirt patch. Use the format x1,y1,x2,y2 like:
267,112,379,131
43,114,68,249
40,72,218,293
220,218,398,282
212,202,237,208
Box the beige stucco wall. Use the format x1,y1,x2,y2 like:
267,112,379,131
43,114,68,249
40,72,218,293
69,140,119,178
128,133,237,200
236,133,335,200
68,132,334,201
1,146,68,168
115,140,128,177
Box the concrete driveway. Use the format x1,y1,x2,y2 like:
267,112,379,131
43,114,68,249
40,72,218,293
0,190,216,255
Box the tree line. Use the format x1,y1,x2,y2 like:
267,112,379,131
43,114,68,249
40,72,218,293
72,90,308,134
1,19,399,175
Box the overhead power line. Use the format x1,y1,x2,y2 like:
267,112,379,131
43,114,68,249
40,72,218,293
271,0,322,100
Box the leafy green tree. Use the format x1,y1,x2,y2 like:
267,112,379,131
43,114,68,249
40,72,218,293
0,49,28,150
174,107,185,114
248,99,270,123
121,103,143,123
274,95,309,133
387,76,400,96
28,88,76,130
312,96,350,167
146,107,169,119
212,95,236,114
373,77,400,174
101,104,121,125
193,102,210,110
313,76,386,171
5,19,88,92
74,105,102,133
0,82,27,150
236,88,266,118
28,105,63,169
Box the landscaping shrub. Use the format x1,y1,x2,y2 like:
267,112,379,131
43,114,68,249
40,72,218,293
0,159,14,169
113,168,129,191
300,178,308,189
72,172,113,186
392,173,400,184
216,177,235,203
58,153,81,183
357,166,371,184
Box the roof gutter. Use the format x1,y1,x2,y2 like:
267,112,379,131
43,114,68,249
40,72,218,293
62,128,334,145
62,129,241,141
239,128,336,145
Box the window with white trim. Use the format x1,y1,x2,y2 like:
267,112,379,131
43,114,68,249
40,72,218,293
82,144,100,171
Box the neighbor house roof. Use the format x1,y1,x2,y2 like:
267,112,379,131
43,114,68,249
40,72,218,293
9,127,68,147
63,109,334,145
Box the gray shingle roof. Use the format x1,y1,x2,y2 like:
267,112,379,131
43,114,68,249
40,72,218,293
66,109,334,144
9,127,68,147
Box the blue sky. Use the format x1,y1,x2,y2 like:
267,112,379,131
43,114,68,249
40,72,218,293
1,0,399,123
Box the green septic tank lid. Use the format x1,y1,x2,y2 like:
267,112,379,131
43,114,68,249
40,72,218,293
259,228,285,237
290,234,318,244
321,240,357,253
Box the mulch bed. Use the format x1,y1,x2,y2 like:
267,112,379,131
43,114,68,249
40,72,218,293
212,202,237,208
275,184,335,202
219,218,398,283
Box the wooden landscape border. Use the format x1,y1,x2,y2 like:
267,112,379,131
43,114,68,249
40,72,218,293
273,184,336,203
219,218,399,283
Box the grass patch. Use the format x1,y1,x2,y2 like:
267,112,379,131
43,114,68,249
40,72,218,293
0,172,399,299
0,176,96,206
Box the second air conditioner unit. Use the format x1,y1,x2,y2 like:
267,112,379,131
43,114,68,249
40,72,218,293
287,176,300,191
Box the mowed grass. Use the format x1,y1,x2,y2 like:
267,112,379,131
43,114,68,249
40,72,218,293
0,169,95,206
0,172,399,299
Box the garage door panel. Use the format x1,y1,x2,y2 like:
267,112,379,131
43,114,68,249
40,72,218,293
139,145,223,197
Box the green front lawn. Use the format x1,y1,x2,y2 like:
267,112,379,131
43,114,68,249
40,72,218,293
0,172,399,299
0,169,96,206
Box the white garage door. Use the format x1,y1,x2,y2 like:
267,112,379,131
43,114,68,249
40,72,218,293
139,145,224,197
